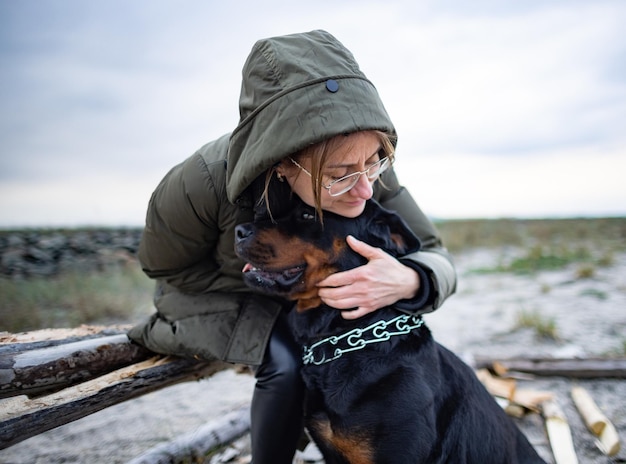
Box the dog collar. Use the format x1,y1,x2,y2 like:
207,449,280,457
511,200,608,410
302,313,424,366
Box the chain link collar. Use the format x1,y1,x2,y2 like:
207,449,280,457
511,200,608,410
302,313,424,366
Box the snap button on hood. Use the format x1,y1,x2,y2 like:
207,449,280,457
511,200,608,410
326,79,339,93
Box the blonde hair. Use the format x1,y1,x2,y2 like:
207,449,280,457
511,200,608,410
262,130,396,221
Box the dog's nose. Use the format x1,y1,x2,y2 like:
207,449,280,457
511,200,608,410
235,224,253,243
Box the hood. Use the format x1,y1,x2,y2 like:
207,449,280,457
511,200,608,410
226,29,396,203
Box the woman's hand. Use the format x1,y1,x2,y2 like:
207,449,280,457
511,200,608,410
316,235,420,320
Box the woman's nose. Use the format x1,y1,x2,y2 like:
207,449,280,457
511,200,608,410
349,173,374,199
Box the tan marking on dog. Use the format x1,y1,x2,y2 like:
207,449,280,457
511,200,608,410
313,418,375,464
390,232,407,254
292,238,348,311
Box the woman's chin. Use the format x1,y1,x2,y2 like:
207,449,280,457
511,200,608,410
328,200,367,218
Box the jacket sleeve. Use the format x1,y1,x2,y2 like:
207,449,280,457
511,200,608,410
374,167,457,314
137,152,224,294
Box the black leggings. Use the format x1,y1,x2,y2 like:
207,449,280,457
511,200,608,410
250,312,305,464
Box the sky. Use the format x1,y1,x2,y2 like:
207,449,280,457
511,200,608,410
1,0,625,227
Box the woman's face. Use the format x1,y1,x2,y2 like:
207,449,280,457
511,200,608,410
278,131,383,218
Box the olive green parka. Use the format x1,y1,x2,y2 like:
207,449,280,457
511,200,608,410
128,30,456,365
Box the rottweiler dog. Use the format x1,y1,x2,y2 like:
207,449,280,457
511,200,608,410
235,199,546,464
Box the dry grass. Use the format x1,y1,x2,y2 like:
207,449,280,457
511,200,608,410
514,309,559,340
0,261,154,332
436,216,626,254
437,217,625,276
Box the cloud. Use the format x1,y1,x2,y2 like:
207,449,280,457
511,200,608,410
372,2,626,155
397,144,626,218
0,0,624,226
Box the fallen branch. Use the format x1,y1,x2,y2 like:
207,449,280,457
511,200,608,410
127,405,251,464
474,356,626,378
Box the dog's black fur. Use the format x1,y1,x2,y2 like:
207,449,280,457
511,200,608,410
235,199,546,464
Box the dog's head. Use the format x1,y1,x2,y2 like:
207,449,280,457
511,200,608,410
235,199,420,311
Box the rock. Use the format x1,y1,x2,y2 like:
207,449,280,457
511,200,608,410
0,228,143,278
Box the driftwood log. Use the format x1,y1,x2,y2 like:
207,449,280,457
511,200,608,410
0,331,153,399
473,355,626,378
0,326,231,450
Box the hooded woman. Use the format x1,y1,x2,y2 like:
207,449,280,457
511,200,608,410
129,30,457,463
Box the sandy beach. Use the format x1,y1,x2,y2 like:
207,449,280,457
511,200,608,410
1,248,624,463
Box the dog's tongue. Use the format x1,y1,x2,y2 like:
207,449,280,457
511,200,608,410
242,263,254,273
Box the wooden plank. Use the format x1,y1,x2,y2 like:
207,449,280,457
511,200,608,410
0,356,231,450
542,400,578,464
571,386,609,435
475,369,516,399
475,369,553,414
571,386,621,456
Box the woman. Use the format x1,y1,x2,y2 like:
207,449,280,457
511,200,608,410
129,30,457,464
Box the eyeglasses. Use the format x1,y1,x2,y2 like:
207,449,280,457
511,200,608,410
288,156,391,197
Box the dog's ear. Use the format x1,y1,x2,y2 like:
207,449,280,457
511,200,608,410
362,201,421,257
